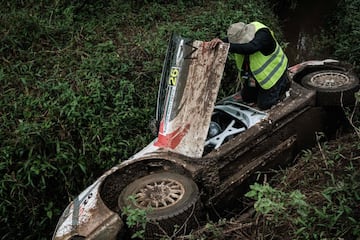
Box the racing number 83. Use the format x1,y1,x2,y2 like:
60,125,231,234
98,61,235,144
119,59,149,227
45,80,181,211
168,67,180,86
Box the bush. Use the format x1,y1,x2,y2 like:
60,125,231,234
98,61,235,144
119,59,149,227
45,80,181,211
333,0,360,70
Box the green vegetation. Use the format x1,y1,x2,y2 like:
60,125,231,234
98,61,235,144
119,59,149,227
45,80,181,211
121,196,150,239
330,0,360,71
0,0,359,239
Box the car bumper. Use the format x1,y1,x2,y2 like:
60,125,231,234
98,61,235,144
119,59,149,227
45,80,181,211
52,177,124,240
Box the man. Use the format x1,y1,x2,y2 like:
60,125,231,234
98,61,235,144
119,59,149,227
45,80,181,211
208,21,290,110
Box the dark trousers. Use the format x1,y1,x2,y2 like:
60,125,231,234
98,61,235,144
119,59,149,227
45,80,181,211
241,71,290,110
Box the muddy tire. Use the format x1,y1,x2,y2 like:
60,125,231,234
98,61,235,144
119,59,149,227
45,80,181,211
118,172,201,238
301,70,359,106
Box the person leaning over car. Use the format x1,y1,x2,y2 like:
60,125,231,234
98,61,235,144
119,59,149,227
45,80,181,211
207,21,290,110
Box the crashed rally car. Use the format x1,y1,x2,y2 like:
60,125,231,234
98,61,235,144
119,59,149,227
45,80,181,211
52,34,359,239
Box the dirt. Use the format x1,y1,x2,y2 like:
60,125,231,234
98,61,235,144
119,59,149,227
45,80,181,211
178,131,360,240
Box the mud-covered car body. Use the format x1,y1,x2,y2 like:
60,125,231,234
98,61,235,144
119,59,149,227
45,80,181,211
53,35,359,240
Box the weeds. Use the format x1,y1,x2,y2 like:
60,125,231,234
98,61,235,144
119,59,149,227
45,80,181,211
121,195,150,239
245,183,310,223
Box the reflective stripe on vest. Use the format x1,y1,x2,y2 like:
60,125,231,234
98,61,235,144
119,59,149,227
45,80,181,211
234,22,288,90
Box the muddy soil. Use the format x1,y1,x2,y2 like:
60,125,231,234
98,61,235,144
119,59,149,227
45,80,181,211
183,132,360,239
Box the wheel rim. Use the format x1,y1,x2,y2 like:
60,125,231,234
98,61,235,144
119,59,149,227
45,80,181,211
309,72,350,89
133,178,185,209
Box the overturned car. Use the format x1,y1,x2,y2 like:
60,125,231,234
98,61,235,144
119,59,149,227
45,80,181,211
53,35,359,240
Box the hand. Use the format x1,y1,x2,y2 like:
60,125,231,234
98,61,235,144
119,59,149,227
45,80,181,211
207,38,223,49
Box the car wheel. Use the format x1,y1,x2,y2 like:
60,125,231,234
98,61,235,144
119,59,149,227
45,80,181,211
118,172,201,238
301,70,359,106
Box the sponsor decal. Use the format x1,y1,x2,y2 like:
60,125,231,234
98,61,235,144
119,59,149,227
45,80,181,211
155,121,190,149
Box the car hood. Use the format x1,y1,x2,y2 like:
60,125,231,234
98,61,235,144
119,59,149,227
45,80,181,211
154,35,229,157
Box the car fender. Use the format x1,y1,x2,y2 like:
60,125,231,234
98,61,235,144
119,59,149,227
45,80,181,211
52,167,123,240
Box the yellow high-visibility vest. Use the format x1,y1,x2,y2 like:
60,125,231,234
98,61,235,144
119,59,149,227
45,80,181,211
234,22,288,89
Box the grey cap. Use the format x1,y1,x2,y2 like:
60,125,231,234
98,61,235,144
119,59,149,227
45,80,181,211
227,22,256,44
